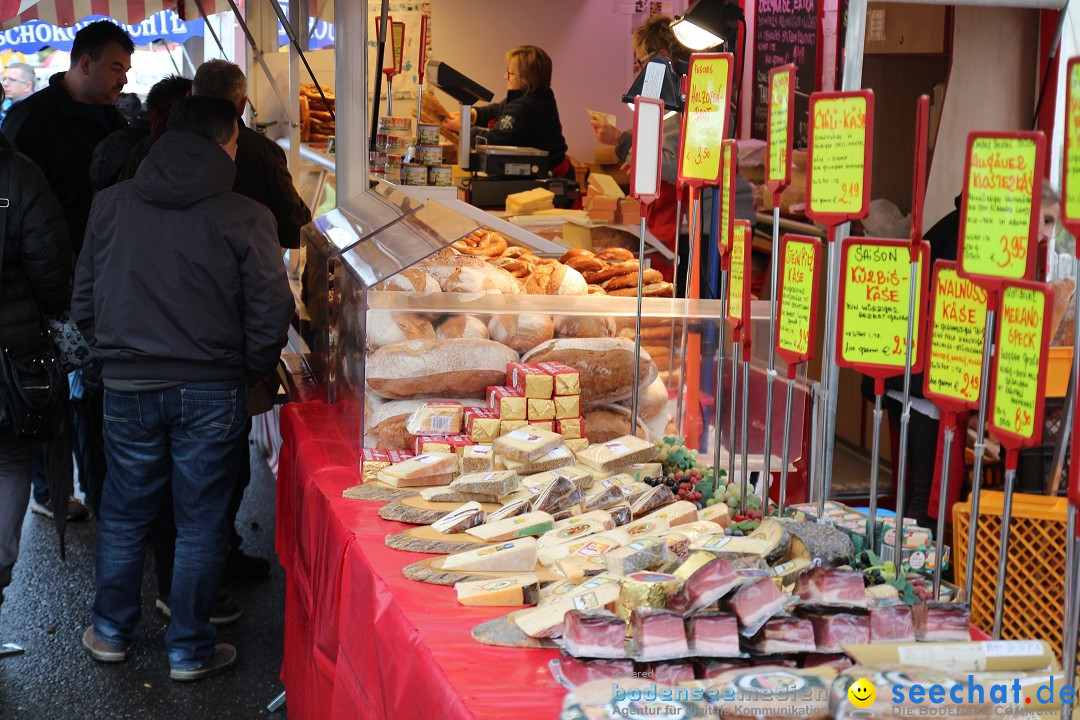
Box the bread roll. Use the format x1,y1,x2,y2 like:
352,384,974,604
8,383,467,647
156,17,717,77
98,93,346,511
628,375,669,419
416,249,521,294
522,337,659,403
524,262,588,296
375,268,441,294
554,314,617,339
488,314,555,354
365,310,436,350
366,338,519,399
582,404,649,443
437,315,489,340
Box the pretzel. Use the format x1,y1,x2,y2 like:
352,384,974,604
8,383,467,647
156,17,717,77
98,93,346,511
595,247,635,262
489,257,534,278
601,268,664,291
608,281,674,297
559,248,595,263
565,255,605,274
452,229,508,258
583,260,639,284
587,284,607,295
500,245,533,259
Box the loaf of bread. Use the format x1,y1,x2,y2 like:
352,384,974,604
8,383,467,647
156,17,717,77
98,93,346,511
367,338,519,399
437,315,490,340
523,263,588,296
365,310,436,350
522,337,658,403
488,314,555,354
554,314,617,338
582,404,649,443
375,268,441,294
417,249,520,295
627,375,669,420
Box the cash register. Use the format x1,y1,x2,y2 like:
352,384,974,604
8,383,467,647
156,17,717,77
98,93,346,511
427,60,577,209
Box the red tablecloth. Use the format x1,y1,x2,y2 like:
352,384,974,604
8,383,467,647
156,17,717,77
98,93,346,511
276,400,565,720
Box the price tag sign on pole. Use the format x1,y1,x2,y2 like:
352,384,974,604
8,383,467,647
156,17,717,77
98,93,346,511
718,140,737,262
728,220,753,512
391,22,406,78
805,91,875,232
986,280,1053,638
678,53,733,186
376,16,396,74
924,262,989,411
767,64,796,198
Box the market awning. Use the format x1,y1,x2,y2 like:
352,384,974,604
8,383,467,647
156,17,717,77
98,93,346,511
0,9,203,49
0,0,332,28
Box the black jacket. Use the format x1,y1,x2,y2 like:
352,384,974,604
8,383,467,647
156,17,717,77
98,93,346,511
473,88,568,167
2,73,125,256
120,121,312,249
0,143,72,359
72,131,294,385
90,118,149,192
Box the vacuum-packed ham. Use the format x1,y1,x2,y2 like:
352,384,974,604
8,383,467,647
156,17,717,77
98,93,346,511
667,555,739,615
728,577,788,631
686,612,740,656
631,607,689,661
747,616,816,654
802,611,869,652
868,602,915,643
556,651,633,686
912,601,970,641
563,609,628,658
794,567,866,607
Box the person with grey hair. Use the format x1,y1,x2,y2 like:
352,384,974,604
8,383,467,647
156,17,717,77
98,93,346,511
0,63,35,123
73,94,293,681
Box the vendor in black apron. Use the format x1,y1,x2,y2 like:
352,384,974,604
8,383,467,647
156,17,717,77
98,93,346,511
442,45,572,179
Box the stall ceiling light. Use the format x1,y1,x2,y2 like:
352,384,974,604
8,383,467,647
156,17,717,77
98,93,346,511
671,0,742,51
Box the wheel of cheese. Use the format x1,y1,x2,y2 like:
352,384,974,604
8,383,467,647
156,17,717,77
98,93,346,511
365,310,436,351
366,338,519,399
488,314,555,354
437,315,490,340
522,337,658,404
581,404,650,443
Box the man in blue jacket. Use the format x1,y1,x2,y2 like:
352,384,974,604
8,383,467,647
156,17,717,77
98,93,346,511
72,95,293,681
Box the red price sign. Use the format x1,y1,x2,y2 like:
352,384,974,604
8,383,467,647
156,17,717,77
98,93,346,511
727,220,752,338
923,261,988,413
375,15,396,74
806,90,875,230
957,131,1046,291
767,64,795,197
774,234,822,376
717,139,737,262
988,280,1053,465
835,237,930,382
678,53,734,187
1063,57,1080,246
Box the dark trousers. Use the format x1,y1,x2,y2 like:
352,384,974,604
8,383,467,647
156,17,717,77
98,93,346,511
884,397,938,529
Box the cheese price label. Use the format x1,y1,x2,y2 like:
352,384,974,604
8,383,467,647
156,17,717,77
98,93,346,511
839,240,924,369
727,222,749,329
1065,59,1080,229
719,141,735,256
990,285,1048,442
807,94,870,219
925,266,988,407
767,67,793,187
679,55,731,183
777,237,818,357
391,22,405,74
960,136,1039,281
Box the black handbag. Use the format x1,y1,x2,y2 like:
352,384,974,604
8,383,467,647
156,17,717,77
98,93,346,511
0,151,67,441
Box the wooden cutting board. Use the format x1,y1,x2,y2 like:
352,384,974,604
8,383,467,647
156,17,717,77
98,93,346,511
341,481,417,503
379,495,503,525
471,613,559,650
402,558,559,586
384,526,493,555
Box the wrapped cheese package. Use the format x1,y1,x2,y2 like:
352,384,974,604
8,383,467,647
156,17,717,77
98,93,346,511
450,470,520,497
494,427,565,462
464,408,501,444
537,360,580,395
576,435,657,473
404,401,463,436
376,452,458,487
360,448,414,483
487,385,526,420
506,361,555,399
459,444,495,474
527,398,556,421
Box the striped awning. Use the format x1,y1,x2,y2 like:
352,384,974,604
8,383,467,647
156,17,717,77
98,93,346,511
0,0,331,27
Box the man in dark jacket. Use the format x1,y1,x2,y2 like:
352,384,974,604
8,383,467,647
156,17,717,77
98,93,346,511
72,95,293,681
0,128,72,649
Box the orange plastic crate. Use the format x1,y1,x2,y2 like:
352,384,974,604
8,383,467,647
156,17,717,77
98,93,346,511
953,491,1075,664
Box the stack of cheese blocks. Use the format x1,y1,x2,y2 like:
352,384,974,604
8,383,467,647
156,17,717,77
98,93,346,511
585,173,640,225
505,187,555,215
480,361,586,453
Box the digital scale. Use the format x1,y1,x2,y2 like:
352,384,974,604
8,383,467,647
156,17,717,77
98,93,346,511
470,144,549,177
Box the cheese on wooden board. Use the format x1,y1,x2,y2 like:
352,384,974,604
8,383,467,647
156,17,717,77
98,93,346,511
522,466,594,490
537,527,612,566
502,445,574,474
376,470,456,488
505,187,555,215
377,452,458,486
432,501,486,534
494,428,565,462
538,572,622,605
604,538,671,575
620,517,671,539
555,553,612,584
575,436,657,473
699,502,732,528
514,575,623,637
455,573,540,606
551,509,615,532
459,444,495,474
690,534,774,557
465,511,554,541
441,537,538,572
449,470,520,496
640,500,698,527
485,500,532,522
419,486,502,504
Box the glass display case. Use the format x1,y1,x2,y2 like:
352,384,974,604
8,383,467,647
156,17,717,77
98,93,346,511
300,183,813,496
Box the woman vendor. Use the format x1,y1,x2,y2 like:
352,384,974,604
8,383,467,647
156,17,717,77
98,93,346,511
443,45,572,178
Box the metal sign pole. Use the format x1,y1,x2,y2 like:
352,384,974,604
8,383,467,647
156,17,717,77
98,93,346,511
630,215,649,433
729,342,741,488
779,374,796,515
893,251,921,570
713,269,729,493
964,307,997,608
933,423,955,600
740,349,751,514
675,188,699,435
868,391,884,551
992,464,1017,638
668,193,684,398
761,204,782,512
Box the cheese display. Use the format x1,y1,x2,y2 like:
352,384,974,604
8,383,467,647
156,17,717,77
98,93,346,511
493,427,564,462
431,501,486,534
505,187,555,215
441,537,538,572
449,470,520,496
513,575,622,637
575,435,657,473
464,511,555,542
455,573,540,607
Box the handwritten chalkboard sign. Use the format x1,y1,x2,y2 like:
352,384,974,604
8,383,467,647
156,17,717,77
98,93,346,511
718,139,737,260
957,132,1046,289
1063,57,1080,241
679,53,733,186
989,281,1052,450
728,220,752,337
836,237,929,380
806,91,875,228
752,0,818,149
775,234,822,374
924,262,988,412
767,64,795,194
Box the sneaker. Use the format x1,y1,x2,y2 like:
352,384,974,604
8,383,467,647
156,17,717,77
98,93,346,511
81,626,126,663
31,497,89,522
155,591,243,626
223,549,271,582
169,643,237,682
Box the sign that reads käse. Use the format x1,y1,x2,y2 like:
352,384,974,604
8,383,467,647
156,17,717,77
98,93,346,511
776,235,820,363
924,264,988,409
807,92,873,224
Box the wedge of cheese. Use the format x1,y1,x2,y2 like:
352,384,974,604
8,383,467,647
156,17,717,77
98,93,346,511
699,502,732,528
522,465,594,491
689,534,774,557
505,187,555,215
420,486,502,504
556,553,613,583
485,500,531,522
377,452,458,487
603,537,670,575
575,436,657,473
432,501,486,534
441,537,538,572
538,572,623,605
455,573,540,606
494,427,565,463
514,574,623,637
502,445,574,475
550,510,615,533
621,517,671,539
449,470,520,497
376,470,456,488
464,511,554,541
640,500,699,527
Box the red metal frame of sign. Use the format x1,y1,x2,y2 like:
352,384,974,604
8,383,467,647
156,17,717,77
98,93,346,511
1072,388,1080,508
677,53,734,189
1063,57,1080,245
774,233,823,378
391,22,406,78
727,219,752,338
630,97,665,206
718,139,737,265
922,260,987,414
766,64,795,198
956,130,1047,293
376,15,396,74
910,95,930,249
835,237,930,382
987,279,1053,470
417,14,428,85
805,90,875,231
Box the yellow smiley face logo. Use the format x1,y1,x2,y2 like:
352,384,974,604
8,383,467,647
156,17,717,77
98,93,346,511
848,678,877,709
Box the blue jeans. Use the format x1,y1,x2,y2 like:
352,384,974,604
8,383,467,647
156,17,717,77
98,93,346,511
92,380,246,669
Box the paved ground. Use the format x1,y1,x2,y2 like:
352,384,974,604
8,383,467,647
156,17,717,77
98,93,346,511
0,445,287,719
